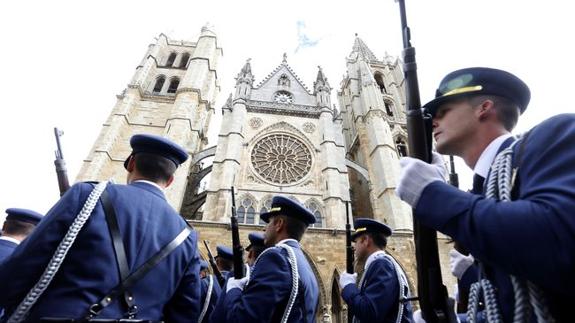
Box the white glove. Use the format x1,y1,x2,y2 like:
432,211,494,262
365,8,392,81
226,266,251,292
396,152,447,207
449,249,474,279
413,310,426,323
339,272,357,288
226,276,249,292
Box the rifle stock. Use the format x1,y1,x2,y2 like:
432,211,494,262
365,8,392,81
230,187,245,279
54,127,70,196
396,1,454,322
203,240,226,286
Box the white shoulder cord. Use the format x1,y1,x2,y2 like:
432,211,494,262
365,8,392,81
198,274,214,322
353,253,409,323
8,181,109,323
384,254,411,323
468,138,555,323
252,243,299,323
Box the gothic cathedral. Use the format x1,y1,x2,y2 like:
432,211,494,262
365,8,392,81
76,26,453,322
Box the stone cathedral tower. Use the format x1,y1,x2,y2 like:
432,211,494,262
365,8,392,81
338,35,412,231
76,26,222,210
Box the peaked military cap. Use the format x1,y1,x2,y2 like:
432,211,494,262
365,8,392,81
351,218,392,241
246,232,265,251
124,134,189,169
215,245,233,261
200,260,209,271
259,196,316,226
5,208,43,225
423,67,531,118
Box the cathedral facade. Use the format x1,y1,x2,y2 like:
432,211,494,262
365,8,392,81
76,26,453,322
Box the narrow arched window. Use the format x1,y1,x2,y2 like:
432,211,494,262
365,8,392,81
307,201,323,228
238,198,256,224
179,53,190,68
153,76,165,93
396,138,408,157
167,78,180,94
374,73,387,94
166,52,177,67
385,101,394,117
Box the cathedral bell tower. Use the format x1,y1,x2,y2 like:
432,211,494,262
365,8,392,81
337,35,412,231
76,26,222,209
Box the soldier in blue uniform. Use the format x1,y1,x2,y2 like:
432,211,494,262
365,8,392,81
0,134,201,322
397,67,574,321
215,245,234,283
339,218,414,323
214,196,319,322
245,232,266,267
0,208,42,262
199,260,221,323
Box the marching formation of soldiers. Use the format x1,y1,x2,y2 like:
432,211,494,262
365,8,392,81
1,65,573,323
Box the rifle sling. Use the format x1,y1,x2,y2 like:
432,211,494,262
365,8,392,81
100,189,134,312
89,192,192,319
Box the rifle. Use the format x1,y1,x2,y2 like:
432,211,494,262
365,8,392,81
203,240,226,286
54,127,70,196
230,187,245,279
447,156,470,313
345,201,354,274
395,1,454,322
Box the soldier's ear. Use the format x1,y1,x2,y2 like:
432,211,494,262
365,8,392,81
165,175,175,188
127,155,136,172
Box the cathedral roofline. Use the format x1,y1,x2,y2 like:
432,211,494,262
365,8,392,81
255,53,312,94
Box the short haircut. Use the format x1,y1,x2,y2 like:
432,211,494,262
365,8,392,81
2,219,36,236
469,94,520,131
277,215,307,241
366,232,388,249
217,257,234,271
134,152,176,183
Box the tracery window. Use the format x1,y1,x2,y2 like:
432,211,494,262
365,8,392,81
238,198,256,224
306,200,323,228
251,134,312,184
179,53,190,68
167,78,180,94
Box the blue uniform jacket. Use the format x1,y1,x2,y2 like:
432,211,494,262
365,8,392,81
200,274,221,323
416,114,575,321
0,239,17,263
342,256,413,323
0,181,201,322
217,239,319,322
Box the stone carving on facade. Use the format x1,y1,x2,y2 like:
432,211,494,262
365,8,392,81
249,117,263,129
303,122,316,133
278,73,291,87
247,99,320,118
251,133,312,185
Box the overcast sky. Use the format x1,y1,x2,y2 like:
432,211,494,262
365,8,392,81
1,0,573,219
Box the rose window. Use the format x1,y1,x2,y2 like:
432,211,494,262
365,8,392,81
251,134,312,184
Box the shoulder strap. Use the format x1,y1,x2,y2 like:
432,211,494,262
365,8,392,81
99,189,137,317
87,226,192,319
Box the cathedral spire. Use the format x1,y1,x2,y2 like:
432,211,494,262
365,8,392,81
352,33,380,62
235,58,254,98
314,66,331,108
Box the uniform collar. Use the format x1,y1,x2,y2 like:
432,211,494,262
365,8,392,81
473,133,513,178
0,236,20,245
364,250,387,271
130,180,166,200
276,238,300,248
